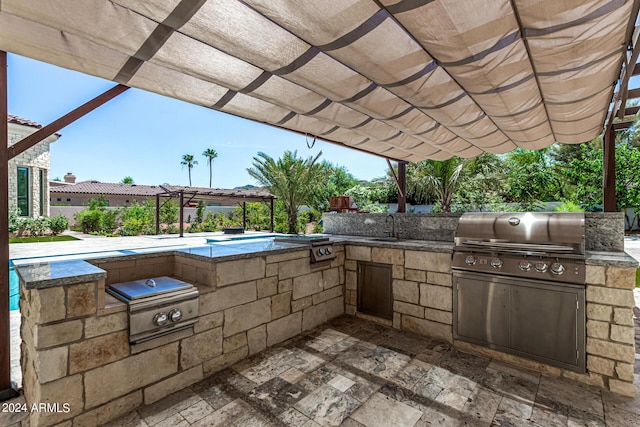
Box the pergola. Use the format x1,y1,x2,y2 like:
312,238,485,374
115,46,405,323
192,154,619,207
1,0,640,398
155,185,276,236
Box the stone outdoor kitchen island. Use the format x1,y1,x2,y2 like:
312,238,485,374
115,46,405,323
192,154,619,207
14,212,639,426
16,241,344,426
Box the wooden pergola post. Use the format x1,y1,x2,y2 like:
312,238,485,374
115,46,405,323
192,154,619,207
397,161,407,213
386,159,407,213
155,194,160,235
0,50,17,401
242,202,246,230
270,198,274,232
603,126,617,212
179,191,184,237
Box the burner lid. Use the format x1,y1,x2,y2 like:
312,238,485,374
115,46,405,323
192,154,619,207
108,276,194,301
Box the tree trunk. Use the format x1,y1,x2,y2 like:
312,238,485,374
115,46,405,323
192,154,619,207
287,210,297,234
188,167,192,186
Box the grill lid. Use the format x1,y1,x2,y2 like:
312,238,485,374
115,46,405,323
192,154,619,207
108,276,195,301
455,213,585,255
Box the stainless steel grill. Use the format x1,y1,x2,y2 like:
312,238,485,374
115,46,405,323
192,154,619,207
453,212,586,284
107,276,199,344
452,212,586,372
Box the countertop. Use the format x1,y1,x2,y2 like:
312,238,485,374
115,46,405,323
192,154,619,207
585,251,639,268
14,259,107,289
14,235,638,290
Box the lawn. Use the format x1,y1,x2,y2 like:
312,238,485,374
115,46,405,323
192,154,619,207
637,268,640,288
9,235,79,244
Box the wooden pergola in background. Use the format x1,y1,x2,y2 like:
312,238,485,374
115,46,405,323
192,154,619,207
155,186,276,236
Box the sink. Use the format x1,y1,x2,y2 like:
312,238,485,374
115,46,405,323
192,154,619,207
371,237,401,242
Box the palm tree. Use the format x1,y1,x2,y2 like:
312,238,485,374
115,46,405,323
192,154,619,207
409,158,464,212
180,154,198,186
120,176,134,184
247,150,330,233
202,148,218,187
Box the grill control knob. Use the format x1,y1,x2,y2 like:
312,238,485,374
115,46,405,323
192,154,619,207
326,247,333,254
518,260,532,271
318,249,325,256
490,258,503,268
153,312,168,326
169,308,183,322
465,255,477,266
534,262,548,273
550,263,565,275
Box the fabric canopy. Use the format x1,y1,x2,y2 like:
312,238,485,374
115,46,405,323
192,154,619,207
0,0,636,161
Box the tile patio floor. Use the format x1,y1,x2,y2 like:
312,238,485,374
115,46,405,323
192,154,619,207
94,315,640,427
3,235,640,426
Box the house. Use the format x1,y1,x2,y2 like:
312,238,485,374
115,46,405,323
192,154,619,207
7,115,59,217
49,178,164,206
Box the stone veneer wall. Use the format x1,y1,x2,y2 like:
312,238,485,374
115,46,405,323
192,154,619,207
343,244,637,397
323,213,462,241
326,212,625,252
20,248,345,427
584,265,637,395
8,122,57,218
585,212,625,252
344,245,454,343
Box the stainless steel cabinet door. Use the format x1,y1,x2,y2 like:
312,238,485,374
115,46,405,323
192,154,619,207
510,286,578,366
358,262,393,320
455,276,510,347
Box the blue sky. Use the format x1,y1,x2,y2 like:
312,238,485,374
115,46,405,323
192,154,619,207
7,53,389,188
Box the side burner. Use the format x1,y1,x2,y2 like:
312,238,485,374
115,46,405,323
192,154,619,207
107,276,199,344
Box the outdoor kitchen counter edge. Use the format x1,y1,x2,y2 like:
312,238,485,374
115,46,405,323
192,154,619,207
14,259,107,290
330,235,454,253
585,251,639,267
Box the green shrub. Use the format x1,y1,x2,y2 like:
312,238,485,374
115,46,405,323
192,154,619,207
553,201,584,212
8,210,20,234
74,209,104,233
120,217,146,236
160,199,179,225
25,217,48,237
48,214,69,235
119,201,155,236
195,200,206,224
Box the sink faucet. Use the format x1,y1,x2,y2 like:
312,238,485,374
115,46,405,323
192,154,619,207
385,214,396,238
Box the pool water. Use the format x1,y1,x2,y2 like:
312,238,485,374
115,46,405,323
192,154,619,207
9,264,18,311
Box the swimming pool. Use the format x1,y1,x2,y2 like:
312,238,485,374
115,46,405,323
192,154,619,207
9,263,18,311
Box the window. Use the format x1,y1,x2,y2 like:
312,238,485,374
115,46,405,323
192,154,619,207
17,167,29,216
39,169,45,216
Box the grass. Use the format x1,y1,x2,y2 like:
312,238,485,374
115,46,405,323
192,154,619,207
9,235,79,244
637,269,640,288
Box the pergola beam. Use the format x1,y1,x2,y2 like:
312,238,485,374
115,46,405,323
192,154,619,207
7,84,129,159
613,120,635,131
626,87,640,100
